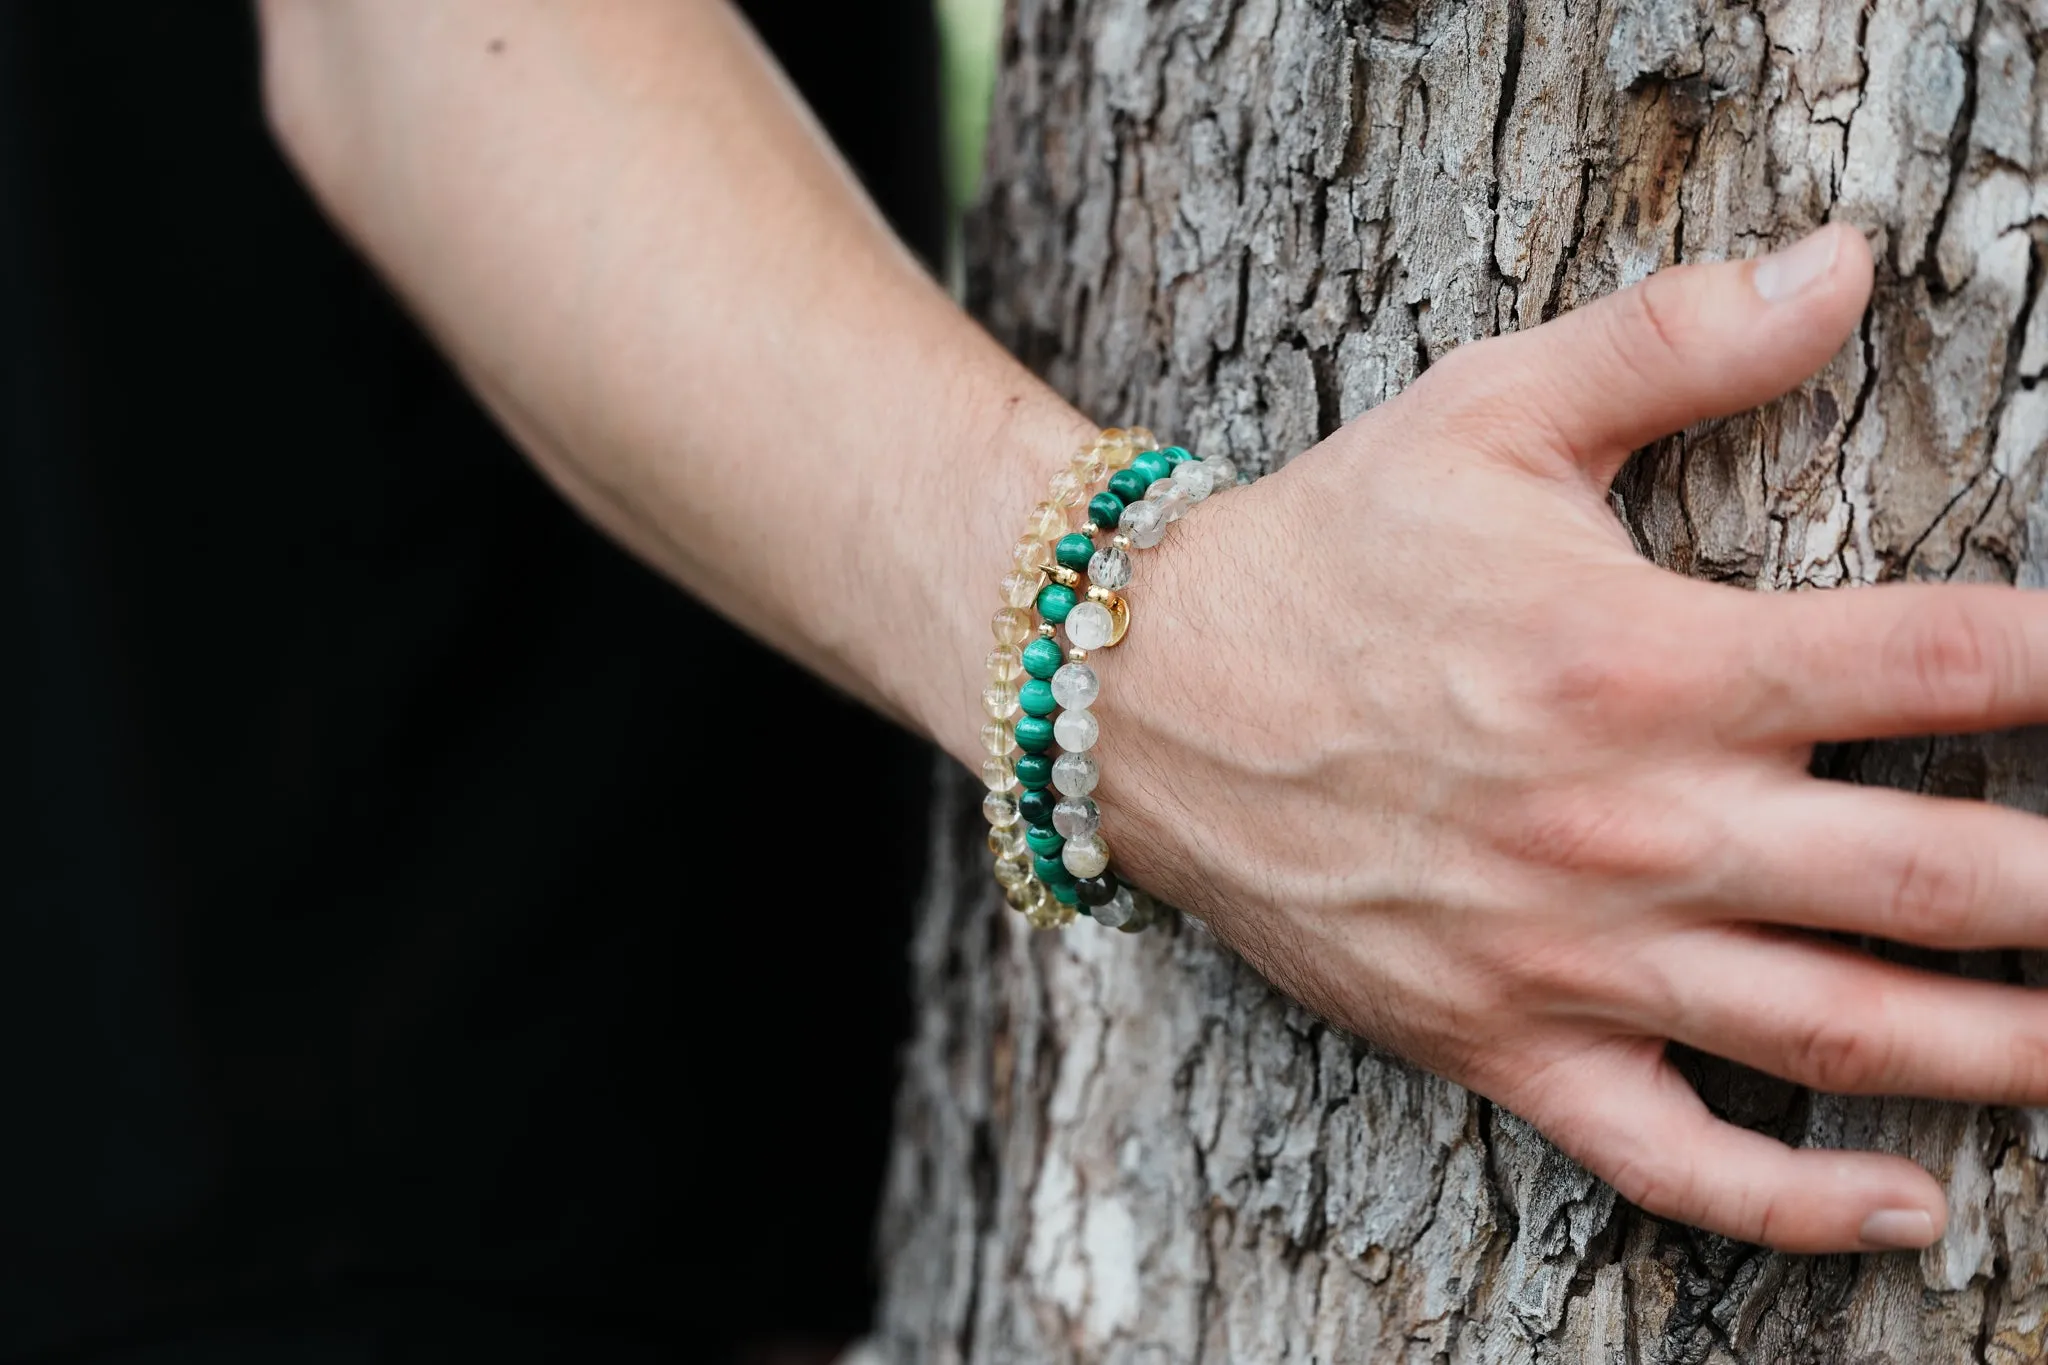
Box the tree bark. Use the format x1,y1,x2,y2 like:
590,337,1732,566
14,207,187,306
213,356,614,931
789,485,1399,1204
877,0,2048,1359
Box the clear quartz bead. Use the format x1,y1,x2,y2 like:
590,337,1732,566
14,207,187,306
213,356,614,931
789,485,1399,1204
992,606,1034,646
1052,796,1100,839
980,720,1016,756
999,568,1047,609
1014,538,1054,572
1048,470,1088,507
1062,833,1109,879
1053,708,1099,752
982,684,1021,721
1205,456,1239,486
980,755,1018,792
1118,499,1166,548
1070,447,1109,484
1172,461,1217,500
987,824,1027,858
993,855,1032,889
1025,501,1068,542
1087,546,1132,590
987,647,1025,685
1145,480,1191,521
1052,751,1099,797
1050,662,1099,710
983,791,1021,828
1094,886,1137,929
1065,601,1116,650
1121,888,1158,932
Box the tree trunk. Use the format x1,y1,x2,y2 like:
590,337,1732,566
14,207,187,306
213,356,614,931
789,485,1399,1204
876,0,2048,1359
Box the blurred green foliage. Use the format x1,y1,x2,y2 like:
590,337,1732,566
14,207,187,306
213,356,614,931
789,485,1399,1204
936,0,1002,212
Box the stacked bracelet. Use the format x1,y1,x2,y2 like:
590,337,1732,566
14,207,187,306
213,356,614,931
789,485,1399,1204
978,426,1241,932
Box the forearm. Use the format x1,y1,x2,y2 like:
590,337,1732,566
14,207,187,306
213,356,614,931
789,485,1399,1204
256,0,1089,761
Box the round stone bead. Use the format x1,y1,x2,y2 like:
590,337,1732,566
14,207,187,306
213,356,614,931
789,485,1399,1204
982,684,1021,721
1055,533,1096,572
1048,469,1088,507
980,721,1016,756
1033,853,1074,887
1054,708,1099,752
1161,445,1193,466
1070,446,1109,483
1075,871,1118,906
988,824,1027,859
1049,878,1080,906
1172,460,1217,500
1052,796,1100,840
1062,834,1109,879
1205,456,1240,486
983,791,1021,828
1014,715,1055,753
1025,501,1068,542
1118,499,1166,548
1021,636,1064,680
1087,545,1133,590
1087,491,1125,529
1052,751,1099,797
986,646,1025,684
1145,479,1191,520
1065,601,1117,650
1014,753,1054,788
1095,430,1136,470
1024,823,1065,858
1050,662,1099,711
1107,468,1151,505
1120,889,1158,932
1129,450,1172,486
992,607,1034,646
993,857,1033,891
999,568,1047,609
1018,787,1058,826
980,755,1018,792
1094,885,1137,928
1014,538,1054,572
1036,582,1077,624
1018,678,1059,718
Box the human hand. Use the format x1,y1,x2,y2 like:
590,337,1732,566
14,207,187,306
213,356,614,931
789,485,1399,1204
1101,223,2048,1254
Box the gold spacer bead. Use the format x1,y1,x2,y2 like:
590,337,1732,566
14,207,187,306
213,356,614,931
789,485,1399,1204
1110,533,1132,550
1067,648,1088,663
1038,621,1059,638
1086,585,1117,604
1048,564,1082,588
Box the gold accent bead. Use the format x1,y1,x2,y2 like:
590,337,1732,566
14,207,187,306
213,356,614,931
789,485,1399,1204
1086,585,1117,604
1014,538,1054,572
1110,533,1133,550
1067,648,1088,663
1038,621,1059,638
999,568,1047,609
1047,564,1081,588
992,606,1034,646
1107,592,1131,645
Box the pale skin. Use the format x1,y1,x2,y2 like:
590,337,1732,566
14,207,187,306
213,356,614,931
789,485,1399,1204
256,0,2048,1255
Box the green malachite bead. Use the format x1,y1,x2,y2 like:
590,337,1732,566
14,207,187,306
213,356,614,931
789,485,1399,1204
1087,491,1125,529
1106,468,1150,504
1018,678,1058,717
1014,715,1055,752
1018,787,1057,825
1015,753,1054,788
1036,583,1077,624
1033,854,1075,887
1024,823,1065,857
1021,637,1064,679
1049,879,1079,905
1129,451,1171,486
1055,533,1096,572
1161,445,1192,466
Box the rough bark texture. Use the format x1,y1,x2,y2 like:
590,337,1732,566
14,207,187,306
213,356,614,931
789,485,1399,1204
877,0,2048,1360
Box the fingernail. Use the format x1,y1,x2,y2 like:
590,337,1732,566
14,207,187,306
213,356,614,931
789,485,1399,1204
1753,227,1842,302
1858,1207,1937,1250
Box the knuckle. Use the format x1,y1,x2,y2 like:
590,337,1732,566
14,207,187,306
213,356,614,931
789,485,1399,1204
1883,604,2021,722
1493,788,1713,884
1783,1009,1894,1094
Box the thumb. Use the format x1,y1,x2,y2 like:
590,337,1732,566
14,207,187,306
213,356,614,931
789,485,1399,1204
1475,222,1874,486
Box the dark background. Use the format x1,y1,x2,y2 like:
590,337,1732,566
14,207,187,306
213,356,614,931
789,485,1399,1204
0,3,938,1361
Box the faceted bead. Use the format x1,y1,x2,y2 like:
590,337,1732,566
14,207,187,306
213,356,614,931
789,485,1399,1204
1172,460,1217,500
1014,753,1054,788
1049,878,1080,905
1033,853,1075,887
1062,834,1109,879
1018,787,1058,826
983,791,1021,828
1000,568,1047,609
1052,796,1101,839
1055,533,1096,572
993,855,1032,888
1021,636,1065,679
980,755,1018,792
1065,601,1117,650
1161,445,1193,466
1050,662,1099,711
1070,446,1109,484
1018,678,1058,717
987,646,1025,684
988,824,1027,858
980,721,1016,756
1205,456,1240,486
1129,451,1171,486
1118,499,1166,548
1014,715,1055,753
982,684,1021,721
1024,823,1065,858
1094,885,1137,928
1124,427,1159,452
1107,467,1151,505
1075,871,1118,906
1087,546,1133,590
1087,491,1126,530
1049,469,1088,507
992,606,1034,646
1025,501,1068,542
1052,751,1099,797
1054,708,1099,752
1014,538,1054,572
1036,583,1077,625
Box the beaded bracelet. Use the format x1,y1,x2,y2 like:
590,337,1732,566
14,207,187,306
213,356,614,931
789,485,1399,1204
978,426,1240,932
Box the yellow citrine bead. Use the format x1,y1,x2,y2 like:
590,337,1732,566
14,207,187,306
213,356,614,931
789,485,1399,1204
1024,501,1068,542
981,755,1018,792
980,720,1017,756
1096,433,1137,471
987,824,1028,858
1048,469,1087,507
1124,426,1159,452
983,684,1021,721
999,568,1047,609
1014,538,1054,572
994,857,1033,890
986,647,1025,684
992,606,1034,646
1070,446,1108,484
